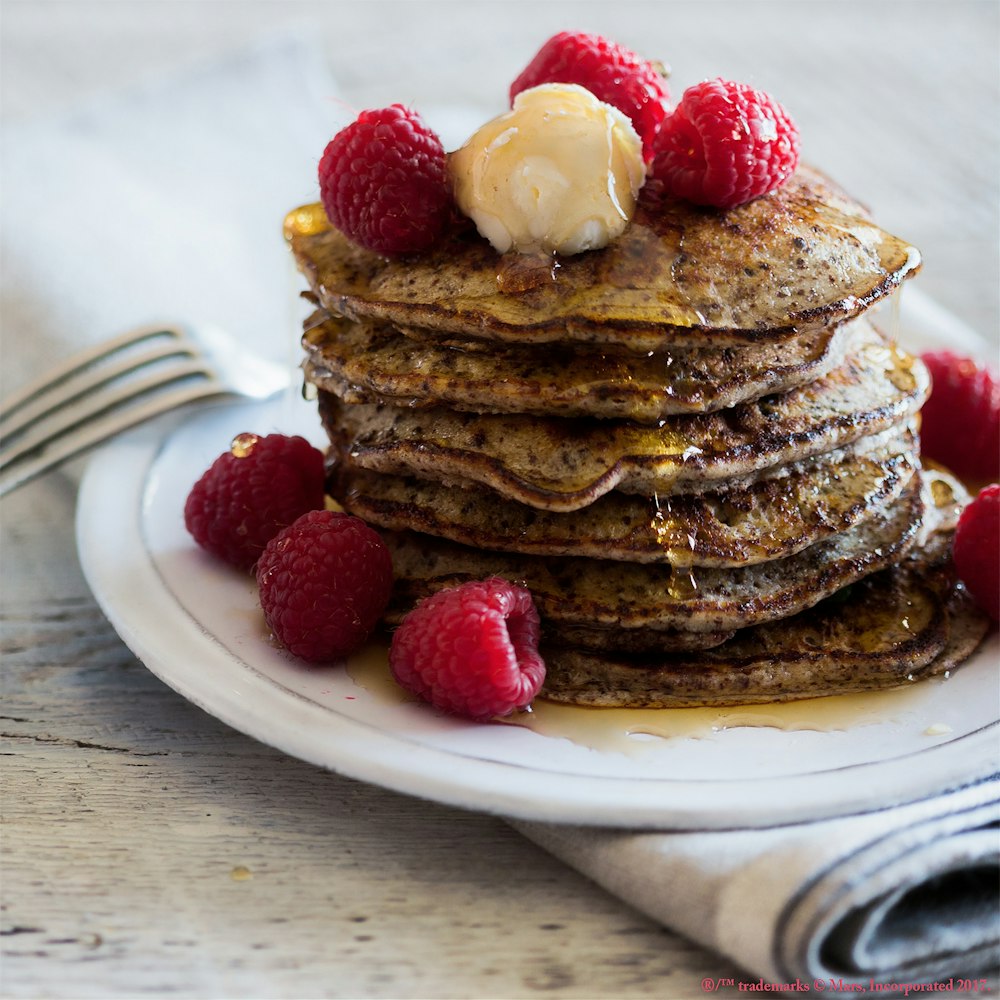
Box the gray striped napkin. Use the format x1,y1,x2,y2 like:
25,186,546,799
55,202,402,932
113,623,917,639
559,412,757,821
514,777,999,986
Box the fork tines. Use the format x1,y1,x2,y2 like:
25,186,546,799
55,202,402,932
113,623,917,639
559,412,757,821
0,324,227,496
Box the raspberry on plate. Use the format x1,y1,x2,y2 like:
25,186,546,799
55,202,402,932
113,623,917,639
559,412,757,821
509,31,670,159
318,104,452,256
919,351,1000,482
952,484,1000,620
184,432,325,572
389,578,546,721
650,78,800,210
256,510,393,662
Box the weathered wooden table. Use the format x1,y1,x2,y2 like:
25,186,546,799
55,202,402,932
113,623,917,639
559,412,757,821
3,3,997,997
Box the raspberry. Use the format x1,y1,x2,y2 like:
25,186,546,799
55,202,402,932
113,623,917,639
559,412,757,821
509,31,670,158
952,484,1000,620
256,510,393,662
650,78,800,210
389,578,546,721
184,433,325,571
919,351,1000,482
318,105,451,256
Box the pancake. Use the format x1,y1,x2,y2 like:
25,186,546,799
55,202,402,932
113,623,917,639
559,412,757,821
334,425,918,567
537,486,989,707
538,553,988,707
321,323,928,511
285,165,920,352
382,472,926,634
302,308,851,421
541,624,736,654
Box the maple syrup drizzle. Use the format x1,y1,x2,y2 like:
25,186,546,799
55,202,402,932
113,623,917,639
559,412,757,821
889,288,902,349
496,252,561,293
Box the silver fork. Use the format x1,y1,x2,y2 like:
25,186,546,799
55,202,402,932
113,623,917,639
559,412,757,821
0,323,291,497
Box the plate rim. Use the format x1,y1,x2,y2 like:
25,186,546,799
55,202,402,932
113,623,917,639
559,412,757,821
74,403,999,829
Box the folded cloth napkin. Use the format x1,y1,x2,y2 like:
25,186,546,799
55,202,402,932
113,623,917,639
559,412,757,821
4,32,997,987
514,777,999,986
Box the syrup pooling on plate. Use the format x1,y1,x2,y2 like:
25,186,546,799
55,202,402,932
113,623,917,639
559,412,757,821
346,639,419,704
501,683,937,753
345,639,937,754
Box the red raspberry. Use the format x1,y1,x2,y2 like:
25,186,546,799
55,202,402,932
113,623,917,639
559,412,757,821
184,433,325,571
256,510,393,662
952,484,1000,620
389,578,546,721
919,351,1000,482
650,78,800,210
318,105,451,256
509,31,670,159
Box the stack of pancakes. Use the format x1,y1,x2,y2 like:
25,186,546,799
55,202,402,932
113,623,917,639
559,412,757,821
285,166,990,707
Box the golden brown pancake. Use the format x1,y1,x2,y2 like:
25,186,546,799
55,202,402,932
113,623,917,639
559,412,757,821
537,509,989,707
302,308,852,421
382,472,927,634
321,323,928,511
285,165,920,352
541,623,736,654
334,425,917,567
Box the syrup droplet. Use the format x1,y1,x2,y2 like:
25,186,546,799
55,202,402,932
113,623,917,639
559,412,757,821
283,203,330,239
667,563,698,600
230,432,259,458
888,288,902,349
496,251,561,293
923,722,953,736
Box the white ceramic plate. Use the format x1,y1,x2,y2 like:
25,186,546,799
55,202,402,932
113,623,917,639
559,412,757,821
75,290,999,829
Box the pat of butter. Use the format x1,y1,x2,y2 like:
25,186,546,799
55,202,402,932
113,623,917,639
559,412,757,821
450,83,646,256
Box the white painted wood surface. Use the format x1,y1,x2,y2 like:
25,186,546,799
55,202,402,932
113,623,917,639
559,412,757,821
2,3,997,998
